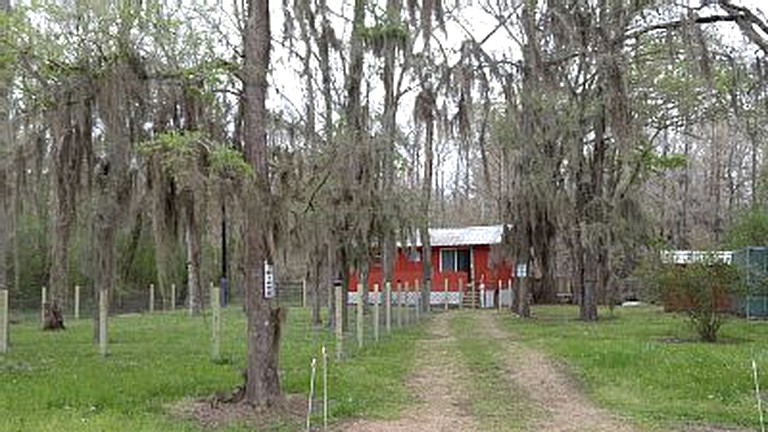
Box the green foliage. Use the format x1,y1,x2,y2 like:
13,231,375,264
140,131,204,175
359,21,409,55
503,306,768,429
724,210,768,249
655,262,742,342
640,148,687,174
10,212,49,310
141,132,252,183
209,145,253,180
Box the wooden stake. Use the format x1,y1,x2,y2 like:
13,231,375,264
335,284,343,361
414,280,420,322
471,281,476,309
459,278,463,310
373,283,380,342
444,279,449,311
149,283,155,313
480,282,485,309
398,282,404,328
322,346,328,429
498,280,502,313
508,278,514,311
170,283,176,312
306,357,317,432
74,285,80,320
40,286,46,326
211,283,221,361
302,278,308,308
188,284,194,316
0,290,8,354
99,289,108,357
385,281,392,335
356,283,364,349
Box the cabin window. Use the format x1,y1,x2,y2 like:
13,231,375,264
441,249,470,272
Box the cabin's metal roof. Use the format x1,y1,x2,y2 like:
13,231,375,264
399,224,509,248
429,225,506,247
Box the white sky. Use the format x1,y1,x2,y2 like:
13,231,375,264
263,0,767,195
267,0,768,119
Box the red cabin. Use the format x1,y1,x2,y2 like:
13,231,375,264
349,225,515,307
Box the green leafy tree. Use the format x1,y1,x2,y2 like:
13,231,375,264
724,210,768,249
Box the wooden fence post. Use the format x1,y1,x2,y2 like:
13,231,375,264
335,284,343,361
385,281,392,334
373,283,380,342
149,283,155,313
188,285,194,316
508,278,514,311
356,283,364,349
40,286,46,326
99,289,108,357
444,279,449,311
170,283,176,312
498,280,502,312
414,279,420,322
398,282,404,328
0,289,8,354
459,278,463,310
480,282,485,309
471,281,476,309
74,285,80,320
302,278,308,308
211,283,221,361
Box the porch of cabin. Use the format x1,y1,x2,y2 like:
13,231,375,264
348,243,515,308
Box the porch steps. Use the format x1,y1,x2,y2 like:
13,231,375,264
461,287,481,309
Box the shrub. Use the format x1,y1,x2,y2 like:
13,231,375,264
656,261,742,342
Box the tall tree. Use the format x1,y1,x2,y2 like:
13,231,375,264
242,0,282,405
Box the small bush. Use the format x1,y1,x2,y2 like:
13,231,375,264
656,261,742,342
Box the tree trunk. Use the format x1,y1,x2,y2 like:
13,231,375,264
49,130,76,327
242,0,282,406
91,157,116,340
0,0,9,309
92,56,133,341
184,194,202,314
381,0,401,291
420,107,434,312
150,163,178,315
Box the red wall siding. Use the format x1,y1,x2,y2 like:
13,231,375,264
350,245,513,291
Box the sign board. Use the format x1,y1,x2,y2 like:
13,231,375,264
515,263,528,278
264,261,275,299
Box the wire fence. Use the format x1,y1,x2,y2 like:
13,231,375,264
4,278,309,324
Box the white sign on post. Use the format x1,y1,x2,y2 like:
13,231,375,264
515,263,528,278
264,261,275,299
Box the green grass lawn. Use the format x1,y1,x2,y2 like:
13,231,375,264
0,307,424,431
499,305,768,430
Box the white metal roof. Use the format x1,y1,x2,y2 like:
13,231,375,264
660,250,733,265
399,224,509,248
429,225,506,247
